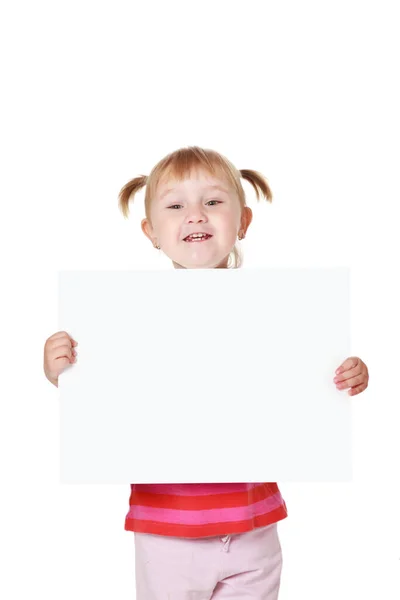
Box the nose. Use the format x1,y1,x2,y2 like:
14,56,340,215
185,205,208,224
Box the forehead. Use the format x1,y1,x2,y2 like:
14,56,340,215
156,169,232,199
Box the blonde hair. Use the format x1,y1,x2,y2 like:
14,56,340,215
118,146,273,268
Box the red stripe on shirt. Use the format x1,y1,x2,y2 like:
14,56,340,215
128,482,277,510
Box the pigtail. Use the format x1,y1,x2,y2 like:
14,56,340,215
118,174,148,218
239,169,273,203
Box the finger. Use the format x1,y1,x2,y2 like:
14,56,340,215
47,331,74,341
335,356,359,375
348,383,367,396
334,365,362,383
336,374,365,389
47,332,78,347
48,335,77,351
54,357,74,370
49,344,74,361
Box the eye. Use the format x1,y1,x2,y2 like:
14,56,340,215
206,200,222,206
167,204,183,209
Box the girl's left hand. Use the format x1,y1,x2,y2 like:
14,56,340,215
333,357,369,396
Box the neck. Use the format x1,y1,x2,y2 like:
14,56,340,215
173,256,229,269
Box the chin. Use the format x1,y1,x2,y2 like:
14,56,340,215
169,243,232,270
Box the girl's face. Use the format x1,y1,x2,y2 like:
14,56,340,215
141,171,252,269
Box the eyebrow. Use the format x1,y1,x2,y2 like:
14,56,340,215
159,185,230,201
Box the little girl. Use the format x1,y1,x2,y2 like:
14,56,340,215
43,145,369,599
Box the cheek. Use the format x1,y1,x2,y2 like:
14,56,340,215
151,214,168,234
155,219,178,243
219,212,240,234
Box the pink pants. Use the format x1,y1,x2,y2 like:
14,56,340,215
134,523,283,599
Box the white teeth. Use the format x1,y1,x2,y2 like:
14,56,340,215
188,233,207,238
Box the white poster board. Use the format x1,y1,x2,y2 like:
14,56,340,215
58,268,351,484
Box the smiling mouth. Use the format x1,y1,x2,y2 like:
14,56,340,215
184,233,213,242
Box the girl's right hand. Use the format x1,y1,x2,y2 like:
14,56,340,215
44,331,78,387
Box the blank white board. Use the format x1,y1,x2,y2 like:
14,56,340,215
58,268,351,483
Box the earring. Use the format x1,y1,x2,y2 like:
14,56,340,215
238,231,245,241
154,244,160,250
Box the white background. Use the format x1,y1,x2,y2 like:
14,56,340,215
0,1,399,598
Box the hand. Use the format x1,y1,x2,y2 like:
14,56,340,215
43,331,78,387
333,356,369,396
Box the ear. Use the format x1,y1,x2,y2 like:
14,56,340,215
241,206,253,235
141,218,154,243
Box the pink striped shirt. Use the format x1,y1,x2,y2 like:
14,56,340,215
125,482,288,537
